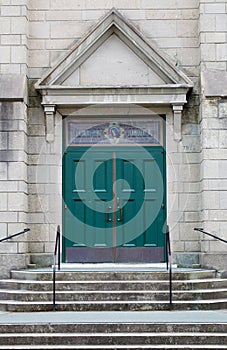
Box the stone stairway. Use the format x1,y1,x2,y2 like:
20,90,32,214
0,267,226,349
0,268,226,312
0,313,226,349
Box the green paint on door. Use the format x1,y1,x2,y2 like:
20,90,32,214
63,145,166,263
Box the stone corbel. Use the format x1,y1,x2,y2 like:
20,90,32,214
172,104,183,142
44,105,56,143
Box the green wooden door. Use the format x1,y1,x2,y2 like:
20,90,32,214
114,147,166,262
63,146,166,263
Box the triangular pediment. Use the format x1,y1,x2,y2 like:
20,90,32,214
36,8,193,89
62,34,165,87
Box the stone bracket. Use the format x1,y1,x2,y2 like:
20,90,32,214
44,105,56,143
172,104,183,142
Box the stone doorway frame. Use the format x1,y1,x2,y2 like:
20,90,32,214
35,8,193,265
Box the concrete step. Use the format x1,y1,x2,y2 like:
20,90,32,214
3,299,227,312
0,310,225,349
1,278,226,291
0,346,226,350
0,289,226,302
0,268,226,312
0,332,226,346
10,270,217,281
0,269,225,349
0,323,226,333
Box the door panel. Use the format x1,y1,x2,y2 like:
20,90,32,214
63,149,113,253
63,146,166,263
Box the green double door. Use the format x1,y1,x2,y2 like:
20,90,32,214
63,146,166,263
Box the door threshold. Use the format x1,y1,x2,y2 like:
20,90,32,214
59,263,176,271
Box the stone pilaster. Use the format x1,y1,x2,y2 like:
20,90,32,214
0,0,29,276
0,75,29,277
199,0,227,271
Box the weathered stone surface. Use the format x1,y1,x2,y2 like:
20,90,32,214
30,253,53,267
0,1,227,273
0,75,27,101
0,254,29,278
201,70,227,97
202,253,227,272
175,253,200,267
74,34,164,86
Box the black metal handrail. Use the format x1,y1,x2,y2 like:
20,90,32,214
53,225,61,311
0,228,30,243
194,227,227,244
166,225,173,311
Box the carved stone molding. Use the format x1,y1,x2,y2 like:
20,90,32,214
172,104,183,141
36,9,193,142
44,105,56,143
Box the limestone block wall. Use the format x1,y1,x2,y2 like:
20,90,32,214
27,99,62,266
4,0,225,269
26,1,201,266
0,1,29,276
167,112,201,267
199,0,227,270
28,0,200,82
0,0,28,75
200,0,227,71
0,77,29,277
200,99,227,270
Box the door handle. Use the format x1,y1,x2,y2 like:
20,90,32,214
117,202,123,222
106,206,112,222
117,207,123,222
116,197,123,222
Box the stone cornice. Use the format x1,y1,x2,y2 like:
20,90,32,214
39,86,190,109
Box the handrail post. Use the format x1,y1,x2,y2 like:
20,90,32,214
53,255,56,311
169,248,173,311
166,225,173,311
57,225,60,271
53,225,61,311
166,228,169,271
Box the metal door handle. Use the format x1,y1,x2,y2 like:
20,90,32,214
116,198,123,222
117,207,123,222
106,206,112,222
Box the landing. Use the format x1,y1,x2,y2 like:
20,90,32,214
31,263,207,273
0,311,226,324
